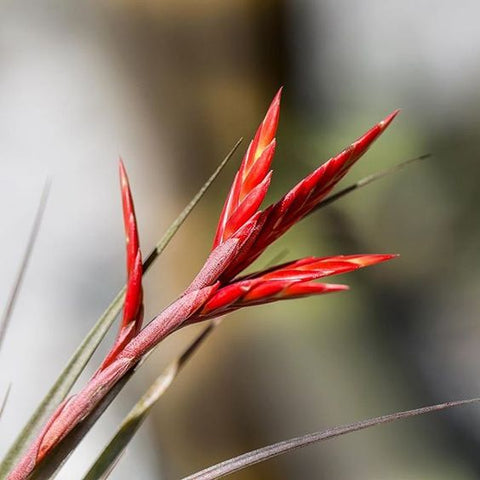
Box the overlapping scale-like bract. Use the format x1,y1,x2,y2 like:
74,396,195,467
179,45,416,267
198,254,395,319
99,160,144,371
213,88,281,248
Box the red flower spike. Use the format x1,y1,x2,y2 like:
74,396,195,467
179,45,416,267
197,279,348,320
213,89,282,248
99,161,144,371
258,254,397,282
118,162,143,327
119,159,139,274
242,281,350,306
197,253,395,321
220,111,399,280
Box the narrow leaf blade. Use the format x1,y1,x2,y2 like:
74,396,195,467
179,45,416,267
144,138,243,271
0,180,50,352
0,385,11,422
312,153,430,212
182,397,480,480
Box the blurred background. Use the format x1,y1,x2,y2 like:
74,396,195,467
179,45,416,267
1,0,480,478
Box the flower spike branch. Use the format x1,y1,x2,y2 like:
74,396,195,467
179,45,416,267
8,90,398,480
198,254,395,320
220,108,399,280
98,161,144,372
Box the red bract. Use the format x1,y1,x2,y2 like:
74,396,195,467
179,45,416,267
198,254,395,319
213,89,281,249
9,90,399,480
9,162,147,480
99,160,144,371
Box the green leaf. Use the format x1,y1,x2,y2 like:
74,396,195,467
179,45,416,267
0,139,241,478
182,397,480,480
309,153,429,214
143,138,243,271
0,385,11,422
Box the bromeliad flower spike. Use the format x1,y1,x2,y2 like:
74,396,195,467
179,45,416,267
8,89,398,479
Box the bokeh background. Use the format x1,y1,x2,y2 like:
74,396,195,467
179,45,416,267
1,1,480,478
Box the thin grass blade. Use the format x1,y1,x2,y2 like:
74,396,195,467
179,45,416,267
144,138,243,271
96,450,125,480
0,385,11,422
182,397,480,480
0,140,241,477
312,153,430,212
0,181,50,352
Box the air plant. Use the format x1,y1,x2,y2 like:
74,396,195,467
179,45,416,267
1,89,477,480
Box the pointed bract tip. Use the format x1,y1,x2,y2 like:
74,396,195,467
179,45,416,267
260,88,283,146
349,253,398,268
322,283,350,293
380,109,400,130
265,87,282,117
318,282,349,294
118,158,129,187
273,86,283,102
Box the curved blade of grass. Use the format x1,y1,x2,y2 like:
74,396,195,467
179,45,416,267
82,153,426,480
0,180,50,352
308,153,430,214
143,138,242,271
0,385,12,422
97,450,125,480
0,140,242,477
182,397,480,480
